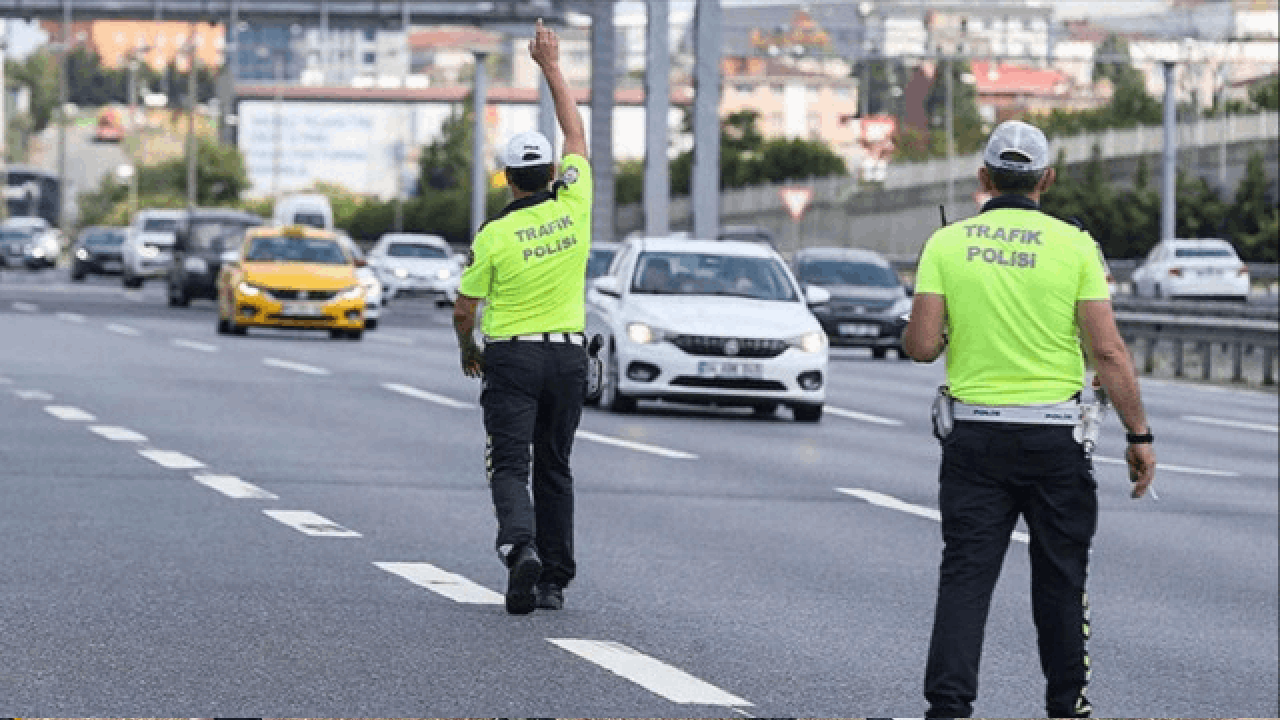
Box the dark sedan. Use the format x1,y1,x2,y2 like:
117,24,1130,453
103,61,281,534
0,228,34,269
71,226,128,280
168,209,264,306
794,247,914,359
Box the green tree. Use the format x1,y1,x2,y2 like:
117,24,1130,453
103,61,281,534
409,98,508,244
1228,151,1279,261
8,49,60,133
1249,75,1279,112
921,59,985,156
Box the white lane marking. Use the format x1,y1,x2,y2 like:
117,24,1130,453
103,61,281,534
263,357,330,376
194,473,278,500
1182,414,1278,434
13,389,53,401
138,449,206,470
1094,455,1239,478
56,311,86,323
123,291,145,303
576,429,699,460
371,333,414,345
836,488,1030,544
374,562,504,605
263,510,361,537
0,376,11,385
826,406,904,426
44,405,96,422
106,323,141,336
381,382,474,409
11,301,39,313
548,638,752,707
89,425,148,443
173,338,219,353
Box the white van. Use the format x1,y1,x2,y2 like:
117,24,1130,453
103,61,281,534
122,208,186,288
273,194,333,230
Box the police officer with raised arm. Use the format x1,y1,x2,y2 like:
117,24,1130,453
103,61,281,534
903,120,1157,718
453,19,592,616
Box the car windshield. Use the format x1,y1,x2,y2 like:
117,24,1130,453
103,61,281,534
245,236,347,264
190,220,254,252
796,260,899,288
293,212,326,229
587,248,617,279
0,230,31,243
142,217,180,233
631,251,798,301
387,242,447,259
85,230,126,246
1175,247,1233,258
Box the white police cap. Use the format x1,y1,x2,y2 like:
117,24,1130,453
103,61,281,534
983,120,1050,173
503,130,554,169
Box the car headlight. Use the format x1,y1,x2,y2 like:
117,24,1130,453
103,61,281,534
30,246,45,258
789,331,828,354
139,245,160,259
436,267,452,280
393,266,409,279
75,248,89,261
337,285,365,301
237,281,261,297
184,257,209,274
361,277,382,297
627,323,670,345
890,296,913,318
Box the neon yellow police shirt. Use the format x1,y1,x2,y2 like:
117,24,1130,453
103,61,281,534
914,200,1111,406
459,154,593,338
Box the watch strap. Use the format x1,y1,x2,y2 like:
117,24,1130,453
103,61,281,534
1126,431,1155,444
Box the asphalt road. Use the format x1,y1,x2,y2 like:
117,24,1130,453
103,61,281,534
1,268,1276,718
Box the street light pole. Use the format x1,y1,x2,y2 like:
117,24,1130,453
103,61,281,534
185,26,198,210
469,51,489,242
273,55,283,204
944,56,955,215
1162,61,1177,241
57,0,70,230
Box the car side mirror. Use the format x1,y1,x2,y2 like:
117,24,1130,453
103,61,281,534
804,284,831,306
593,275,621,298
904,284,915,297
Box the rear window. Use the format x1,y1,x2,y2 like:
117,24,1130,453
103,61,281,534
1175,247,1234,258
293,212,327,229
143,218,181,233
796,260,899,288
85,230,126,246
387,242,447,259
190,220,255,252
246,235,348,265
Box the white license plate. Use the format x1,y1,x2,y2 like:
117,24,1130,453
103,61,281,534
1197,268,1219,276
697,361,762,379
839,323,880,337
282,301,325,317
102,261,121,271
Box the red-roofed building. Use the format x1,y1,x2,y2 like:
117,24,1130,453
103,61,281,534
970,60,1084,122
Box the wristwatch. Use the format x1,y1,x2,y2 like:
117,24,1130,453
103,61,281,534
1125,430,1155,444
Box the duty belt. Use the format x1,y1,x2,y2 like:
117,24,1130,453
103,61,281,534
486,332,586,346
952,399,1080,426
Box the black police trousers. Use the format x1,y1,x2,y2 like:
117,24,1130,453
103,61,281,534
924,422,1097,719
481,339,586,588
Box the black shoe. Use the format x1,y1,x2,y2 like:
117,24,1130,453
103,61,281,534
504,545,542,615
535,582,564,610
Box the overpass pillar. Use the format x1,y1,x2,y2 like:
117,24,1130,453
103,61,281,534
470,52,489,242
590,0,616,244
1162,61,1177,241
692,0,721,240
643,0,670,237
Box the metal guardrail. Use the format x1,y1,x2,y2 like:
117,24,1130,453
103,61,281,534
1116,311,1279,385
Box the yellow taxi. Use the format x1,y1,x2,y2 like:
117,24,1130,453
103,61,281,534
217,225,367,340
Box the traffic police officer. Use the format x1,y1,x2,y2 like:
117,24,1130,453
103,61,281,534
453,19,592,616
903,120,1157,718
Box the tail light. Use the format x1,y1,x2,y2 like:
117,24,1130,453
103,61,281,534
1168,267,1183,277
1238,266,1249,277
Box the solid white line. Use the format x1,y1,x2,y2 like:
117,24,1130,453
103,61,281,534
576,429,698,460
56,311,86,323
371,333,414,345
44,405,96,422
13,389,53,401
106,323,141,336
382,382,474,409
263,357,330,376
172,338,219,353
826,406,904,426
548,638,752,707
11,301,39,313
836,488,1029,544
374,562,504,605
137,448,206,470
194,473,278,500
263,510,361,537
1182,414,1278,434
89,425,148,443
1094,455,1239,478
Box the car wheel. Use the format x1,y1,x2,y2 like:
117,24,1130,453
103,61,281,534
123,273,142,289
216,315,230,335
70,270,86,282
600,341,637,413
168,284,190,307
752,402,778,418
896,346,912,361
364,318,378,330
793,403,823,423
872,347,888,360
347,329,364,341
330,329,346,340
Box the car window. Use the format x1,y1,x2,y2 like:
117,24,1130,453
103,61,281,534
245,236,348,265
0,230,31,243
85,230,125,247
292,212,327,229
143,218,181,233
1174,247,1234,258
631,251,798,301
387,242,447,259
795,260,898,288
190,220,254,252
587,247,617,279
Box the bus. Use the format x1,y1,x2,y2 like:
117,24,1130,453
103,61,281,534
4,166,62,228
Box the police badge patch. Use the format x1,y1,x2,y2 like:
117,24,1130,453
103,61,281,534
562,166,580,185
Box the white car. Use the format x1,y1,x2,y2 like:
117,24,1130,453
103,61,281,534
337,232,382,330
368,233,461,306
586,236,831,422
2,216,60,269
122,209,186,288
1131,238,1250,302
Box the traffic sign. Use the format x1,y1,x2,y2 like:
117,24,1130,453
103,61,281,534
779,187,813,220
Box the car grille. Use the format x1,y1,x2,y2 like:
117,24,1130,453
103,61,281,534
265,289,338,301
829,298,895,314
669,335,787,358
670,376,788,391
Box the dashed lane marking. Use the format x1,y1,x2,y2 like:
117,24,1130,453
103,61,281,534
374,562,504,605
194,474,278,500
548,638,753,708
12,301,39,313
263,510,361,538
371,333,415,345
56,311,86,323
381,382,474,409
1182,414,1278,434
44,405,96,422
106,323,141,336
263,357,330,376
138,449,206,470
576,430,699,460
89,425,148,443
826,406,904,426
173,338,219,353
0,376,12,385
1094,455,1239,478
836,487,1030,544
13,389,53,401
